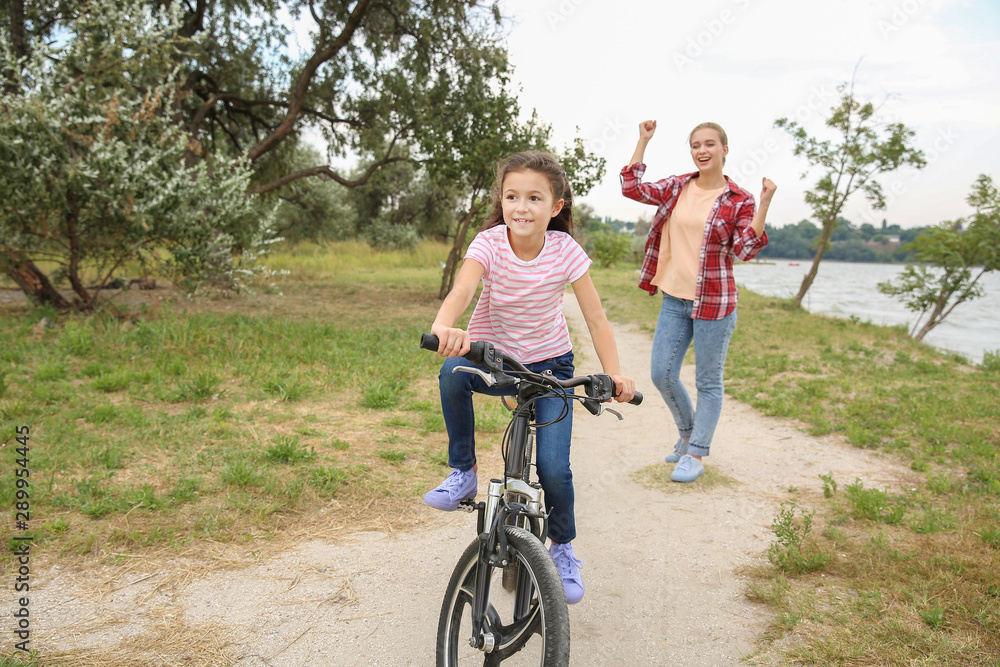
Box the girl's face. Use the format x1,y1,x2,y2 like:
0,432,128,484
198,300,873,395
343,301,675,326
689,128,728,173
501,169,564,243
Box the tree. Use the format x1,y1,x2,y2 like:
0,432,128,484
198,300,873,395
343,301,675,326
4,1,510,231
573,203,599,230
0,2,266,310
414,37,605,299
3,0,572,304
831,217,854,242
878,175,1000,341
775,79,925,307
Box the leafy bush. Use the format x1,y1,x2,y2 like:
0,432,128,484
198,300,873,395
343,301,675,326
591,232,631,268
981,349,1000,372
362,217,420,252
0,2,271,310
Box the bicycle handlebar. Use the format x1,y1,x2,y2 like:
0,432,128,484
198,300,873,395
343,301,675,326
420,333,643,411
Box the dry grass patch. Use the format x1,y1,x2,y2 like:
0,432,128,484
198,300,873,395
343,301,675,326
631,462,739,493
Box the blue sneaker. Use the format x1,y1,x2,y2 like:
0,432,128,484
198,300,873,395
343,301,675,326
670,454,704,483
665,437,689,463
549,542,584,604
423,468,478,511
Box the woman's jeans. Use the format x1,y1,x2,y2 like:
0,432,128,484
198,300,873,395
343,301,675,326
439,351,577,543
651,293,737,458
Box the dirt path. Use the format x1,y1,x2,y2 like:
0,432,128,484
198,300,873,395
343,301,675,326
30,295,915,665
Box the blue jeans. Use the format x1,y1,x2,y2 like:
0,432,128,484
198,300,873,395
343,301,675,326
439,351,577,543
650,294,737,458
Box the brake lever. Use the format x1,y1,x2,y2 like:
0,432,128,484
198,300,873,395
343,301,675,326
599,405,624,421
451,366,518,388
453,366,496,386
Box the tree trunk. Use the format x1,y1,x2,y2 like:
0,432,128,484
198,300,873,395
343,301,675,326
4,0,26,93
438,208,477,300
794,222,837,308
4,258,73,309
912,299,948,340
438,182,488,299
64,192,97,310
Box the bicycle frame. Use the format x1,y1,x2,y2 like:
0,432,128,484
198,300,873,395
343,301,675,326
470,381,552,647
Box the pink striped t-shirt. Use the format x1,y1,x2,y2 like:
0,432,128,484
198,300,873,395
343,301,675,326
464,226,592,363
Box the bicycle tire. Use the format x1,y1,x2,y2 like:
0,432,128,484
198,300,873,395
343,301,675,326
436,526,570,666
502,513,545,593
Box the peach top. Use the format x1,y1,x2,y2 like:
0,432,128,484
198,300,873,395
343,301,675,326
651,180,727,299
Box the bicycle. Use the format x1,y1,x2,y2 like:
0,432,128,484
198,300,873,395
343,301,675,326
420,333,642,666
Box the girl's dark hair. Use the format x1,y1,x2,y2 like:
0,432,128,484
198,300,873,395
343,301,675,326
480,151,574,236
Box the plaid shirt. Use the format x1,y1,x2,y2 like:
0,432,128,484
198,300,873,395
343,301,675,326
621,162,768,320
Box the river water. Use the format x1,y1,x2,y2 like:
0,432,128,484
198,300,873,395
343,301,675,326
733,260,1000,364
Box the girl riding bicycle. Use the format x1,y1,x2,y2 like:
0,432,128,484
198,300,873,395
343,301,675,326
425,150,637,604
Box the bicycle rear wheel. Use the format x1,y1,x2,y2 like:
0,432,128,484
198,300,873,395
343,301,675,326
436,526,570,666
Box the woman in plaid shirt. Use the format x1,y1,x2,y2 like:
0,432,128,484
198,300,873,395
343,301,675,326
621,120,776,482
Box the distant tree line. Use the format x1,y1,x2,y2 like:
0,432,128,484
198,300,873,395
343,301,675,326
757,217,929,263
575,210,935,266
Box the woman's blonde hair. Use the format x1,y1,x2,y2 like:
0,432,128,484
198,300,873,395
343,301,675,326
688,121,728,146
690,122,728,165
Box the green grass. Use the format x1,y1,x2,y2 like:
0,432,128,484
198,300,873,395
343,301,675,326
592,267,1000,664
0,241,504,563
2,247,997,663
263,435,316,464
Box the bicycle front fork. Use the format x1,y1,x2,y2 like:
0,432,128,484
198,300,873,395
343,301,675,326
469,481,548,652
482,477,545,542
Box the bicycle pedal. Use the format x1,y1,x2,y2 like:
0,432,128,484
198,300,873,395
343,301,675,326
458,499,478,513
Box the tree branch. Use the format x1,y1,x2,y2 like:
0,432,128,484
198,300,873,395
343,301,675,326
246,0,374,162
177,0,209,39
191,93,362,138
248,152,407,196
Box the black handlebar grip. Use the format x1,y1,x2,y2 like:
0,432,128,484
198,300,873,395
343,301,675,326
419,334,489,367
420,333,439,351
629,391,643,406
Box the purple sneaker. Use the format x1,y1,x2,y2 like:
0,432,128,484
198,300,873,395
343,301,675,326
665,437,689,463
549,542,584,604
670,454,704,483
423,468,478,511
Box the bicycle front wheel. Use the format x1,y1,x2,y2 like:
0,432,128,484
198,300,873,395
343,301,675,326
436,526,570,666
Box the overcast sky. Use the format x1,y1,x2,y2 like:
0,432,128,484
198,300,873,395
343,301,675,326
497,0,1000,229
